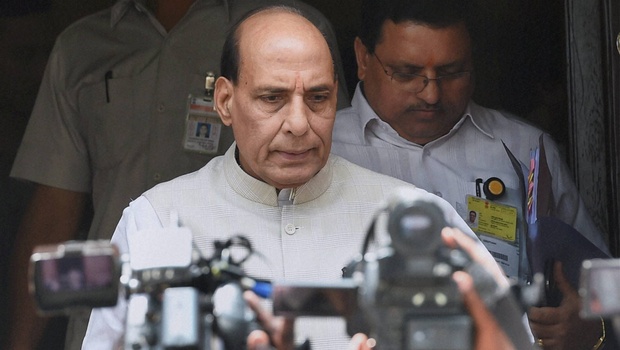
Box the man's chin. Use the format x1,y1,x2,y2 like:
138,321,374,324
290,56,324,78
268,167,322,189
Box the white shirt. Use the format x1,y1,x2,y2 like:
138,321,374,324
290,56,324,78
83,143,480,349
332,83,610,280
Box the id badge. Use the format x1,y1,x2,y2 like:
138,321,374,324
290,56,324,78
466,195,519,278
183,94,221,154
466,195,517,241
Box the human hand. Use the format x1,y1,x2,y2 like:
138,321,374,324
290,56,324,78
453,269,516,350
440,227,515,350
244,291,295,350
528,261,602,350
346,282,516,350
441,227,510,290
346,333,376,350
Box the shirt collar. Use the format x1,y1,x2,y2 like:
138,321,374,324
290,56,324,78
351,82,495,144
110,0,133,27
223,143,333,207
464,101,495,139
110,0,230,28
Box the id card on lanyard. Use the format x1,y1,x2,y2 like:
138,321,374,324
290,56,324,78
467,176,520,278
183,72,222,154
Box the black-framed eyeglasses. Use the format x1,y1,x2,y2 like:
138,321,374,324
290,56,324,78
373,52,472,93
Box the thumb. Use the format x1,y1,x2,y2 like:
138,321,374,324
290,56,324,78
553,261,578,298
247,330,272,350
348,333,374,350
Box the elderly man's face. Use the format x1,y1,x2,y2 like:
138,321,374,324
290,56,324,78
216,11,337,189
356,20,474,145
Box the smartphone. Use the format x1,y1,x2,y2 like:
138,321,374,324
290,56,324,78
272,280,358,318
29,240,121,313
579,258,620,318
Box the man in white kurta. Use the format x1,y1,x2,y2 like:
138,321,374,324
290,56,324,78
83,143,478,349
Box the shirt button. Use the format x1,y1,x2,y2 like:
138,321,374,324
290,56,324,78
284,223,296,235
157,103,165,112
153,173,162,182
424,149,431,157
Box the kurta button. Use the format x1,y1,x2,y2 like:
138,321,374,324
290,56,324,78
285,223,296,235
153,173,162,182
157,103,165,112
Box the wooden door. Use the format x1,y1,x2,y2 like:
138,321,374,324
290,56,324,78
566,0,620,256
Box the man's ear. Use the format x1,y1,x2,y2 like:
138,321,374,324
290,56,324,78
354,37,370,81
215,76,233,126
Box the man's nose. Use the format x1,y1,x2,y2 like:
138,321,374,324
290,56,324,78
283,97,311,136
416,79,441,105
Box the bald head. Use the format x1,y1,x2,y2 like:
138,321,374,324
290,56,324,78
220,6,336,84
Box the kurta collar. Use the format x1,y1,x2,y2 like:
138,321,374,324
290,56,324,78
223,143,333,207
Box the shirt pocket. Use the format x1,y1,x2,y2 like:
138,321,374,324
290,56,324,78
78,76,140,170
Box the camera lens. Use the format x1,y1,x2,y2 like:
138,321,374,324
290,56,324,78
387,200,446,256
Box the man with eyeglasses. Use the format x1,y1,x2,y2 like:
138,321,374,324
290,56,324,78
332,0,612,349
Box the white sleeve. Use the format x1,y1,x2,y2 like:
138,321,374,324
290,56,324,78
82,196,163,349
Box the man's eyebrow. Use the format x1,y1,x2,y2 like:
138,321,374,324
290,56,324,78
385,60,423,71
253,84,332,94
436,61,470,71
307,84,332,93
254,86,288,94
391,60,468,72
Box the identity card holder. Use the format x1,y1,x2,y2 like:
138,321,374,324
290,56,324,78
183,72,222,154
467,195,520,278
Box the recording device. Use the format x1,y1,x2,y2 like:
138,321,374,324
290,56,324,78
30,240,121,312
580,258,620,318
29,235,267,349
273,190,538,350
274,194,475,350
580,258,620,347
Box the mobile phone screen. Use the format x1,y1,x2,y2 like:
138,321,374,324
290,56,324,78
580,258,620,318
272,281,358,317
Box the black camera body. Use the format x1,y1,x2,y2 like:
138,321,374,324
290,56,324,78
272,197,475,350
351,198,473,350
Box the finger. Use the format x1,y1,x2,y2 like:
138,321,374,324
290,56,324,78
552,261,578,299
441,226,459,248
442,227,493,268
243,291,296,350
442,227,508,289
453,271,515,350
348,333,373,350
247,330,272,350
244,291,280,342
528,318,560,340
453,271,493,324
278,317,296,350
527,305,562,325
244,291,270,324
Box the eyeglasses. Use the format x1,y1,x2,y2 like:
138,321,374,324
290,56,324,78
373,52,472,93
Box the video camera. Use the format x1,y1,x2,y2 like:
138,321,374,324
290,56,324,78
272,193,534,350
29,235,268,349
349,195,474,350
580,258,620,348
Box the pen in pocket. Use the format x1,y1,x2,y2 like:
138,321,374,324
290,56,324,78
105,70,113,103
